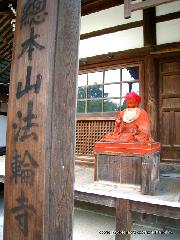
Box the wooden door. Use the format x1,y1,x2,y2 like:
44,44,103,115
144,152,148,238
159,58,180,164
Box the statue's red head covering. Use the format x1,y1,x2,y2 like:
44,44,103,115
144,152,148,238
125,92,141,105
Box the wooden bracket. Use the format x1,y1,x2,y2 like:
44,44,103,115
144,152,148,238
124,0,178,18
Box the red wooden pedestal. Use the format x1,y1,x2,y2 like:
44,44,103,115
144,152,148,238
95,141,160,195
95,141,160,154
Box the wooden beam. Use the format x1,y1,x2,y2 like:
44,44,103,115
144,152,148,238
79,47,149,71
75,159,95,167
0,16,12,33
76,112,116,120
150,42,180,55
4,0,80,239
80,20,143,40
132,0,177,10
156,11,180,23
0,14,10,27
75,190,116,207
131,202,180,219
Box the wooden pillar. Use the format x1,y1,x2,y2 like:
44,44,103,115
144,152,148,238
143,6,158,141
115,199,132,240
4,0,80,240
144,56,158,140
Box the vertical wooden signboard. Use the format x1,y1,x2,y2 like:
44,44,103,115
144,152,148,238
4,0,80,239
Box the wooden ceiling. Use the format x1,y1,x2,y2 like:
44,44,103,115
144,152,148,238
0,12,14,61
0,0,16,12
0,0,16,101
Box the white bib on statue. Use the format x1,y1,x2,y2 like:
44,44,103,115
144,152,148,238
123,108,141,123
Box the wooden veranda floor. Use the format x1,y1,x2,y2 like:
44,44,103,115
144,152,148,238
1,155,180,207
1,155,180,202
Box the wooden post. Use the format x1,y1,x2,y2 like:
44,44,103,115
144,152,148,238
116,199,132,240
4,0,80,239
143,5,158,141
144,56,158,141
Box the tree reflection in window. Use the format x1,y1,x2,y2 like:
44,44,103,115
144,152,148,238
87,85,103,99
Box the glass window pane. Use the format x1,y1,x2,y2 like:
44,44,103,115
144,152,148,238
122,83,132,97
104,69,120,83
87,85,103,99
104,84,120,98
87,100,102,112
78,74,87,86
103,99,120,112
122,66,139,82
122,83,140,98
88,71,103,85
78,86,86,99
131,82,139,94
77,101,85,113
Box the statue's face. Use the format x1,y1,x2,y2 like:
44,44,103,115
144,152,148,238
126,98,139,108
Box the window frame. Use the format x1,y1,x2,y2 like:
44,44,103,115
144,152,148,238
77,61,144,117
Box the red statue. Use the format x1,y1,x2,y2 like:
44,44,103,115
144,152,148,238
101,92,153,143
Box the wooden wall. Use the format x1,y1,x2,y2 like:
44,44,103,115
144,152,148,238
159,57,180,163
